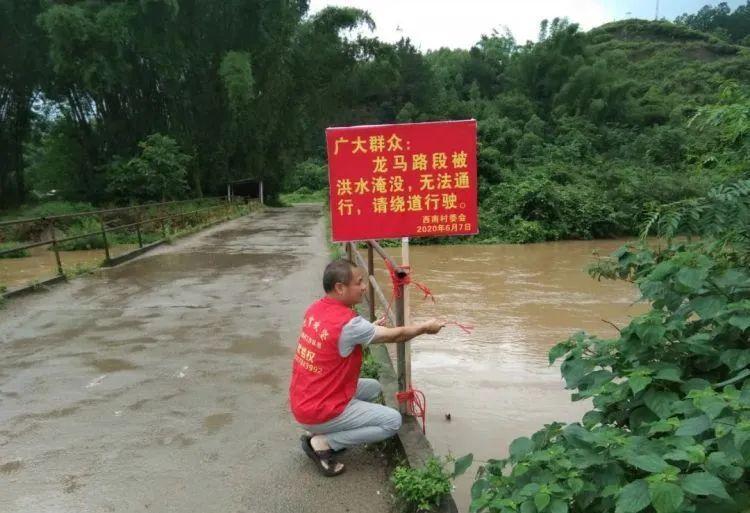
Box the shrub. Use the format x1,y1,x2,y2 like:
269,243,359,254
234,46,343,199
56,217,107,251
0,242,30,259
393,455,473,512
106,134,191,203
0,201,96,222
283,159,328,192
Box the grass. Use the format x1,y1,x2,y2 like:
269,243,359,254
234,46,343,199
165,201,259,241
63,261,103,278
0,199,256,257
55,217,108,251
0,200,97,222
0,242,30,258
324,207,343,260
329,241,343,260
1,198,235,246
280,188,327,205
54,199,234,250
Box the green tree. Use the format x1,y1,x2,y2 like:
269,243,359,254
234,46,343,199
107,134,190,203
0,0,47,208
689,81,750,176
676,2,750,44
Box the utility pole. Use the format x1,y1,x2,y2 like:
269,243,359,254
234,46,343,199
655,0,660,20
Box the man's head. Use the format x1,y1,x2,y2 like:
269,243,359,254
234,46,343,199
323,259,367,306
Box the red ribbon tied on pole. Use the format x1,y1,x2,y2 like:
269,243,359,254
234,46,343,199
396,388,427,434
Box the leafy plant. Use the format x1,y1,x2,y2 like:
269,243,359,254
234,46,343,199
393,454,473,512
687,81,750,177
360,347,381,379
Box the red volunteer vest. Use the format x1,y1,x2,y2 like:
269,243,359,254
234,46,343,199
289,297,360,425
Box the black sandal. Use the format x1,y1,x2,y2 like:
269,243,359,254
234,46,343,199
302,434,347,454
300,435,345,477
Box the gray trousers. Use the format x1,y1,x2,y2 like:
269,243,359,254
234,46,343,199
300,378,402,451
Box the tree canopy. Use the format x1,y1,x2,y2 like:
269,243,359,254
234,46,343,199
1,1,749,242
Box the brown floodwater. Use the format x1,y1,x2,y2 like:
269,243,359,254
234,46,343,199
0,244,138,290
383,240,646,511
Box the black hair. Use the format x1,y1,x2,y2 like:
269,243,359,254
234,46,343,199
323,259,356,293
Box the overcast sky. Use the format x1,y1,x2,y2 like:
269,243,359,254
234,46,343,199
307,0,745,50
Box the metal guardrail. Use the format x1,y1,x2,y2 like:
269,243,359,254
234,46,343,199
344,240,410,412
0,197,243,276
0,197,225,228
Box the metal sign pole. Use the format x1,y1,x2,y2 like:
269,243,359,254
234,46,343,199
367,244,375,322
402,236,412,392
395,277,406,414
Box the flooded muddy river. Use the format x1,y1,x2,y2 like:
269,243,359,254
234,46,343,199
385,240,645,511
0,244,138,290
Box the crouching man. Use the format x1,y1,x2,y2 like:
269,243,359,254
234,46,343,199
289,258,445,476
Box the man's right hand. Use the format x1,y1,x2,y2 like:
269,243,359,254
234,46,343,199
372,318,446,344
421,318,446,335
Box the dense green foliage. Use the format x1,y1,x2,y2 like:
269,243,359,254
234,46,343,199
2,1,750,242
677,2,750,44
0,241,29,258
0,200,96,222
0,0,400,207
469,84,750,513
284,159,328,193
106,134,191,203
282,5,750,242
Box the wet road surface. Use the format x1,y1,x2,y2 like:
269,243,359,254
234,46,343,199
0,205,394,513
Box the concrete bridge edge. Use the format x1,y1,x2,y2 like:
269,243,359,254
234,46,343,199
371,344,460,513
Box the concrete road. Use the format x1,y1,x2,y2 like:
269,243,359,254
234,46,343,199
0,205,394,513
